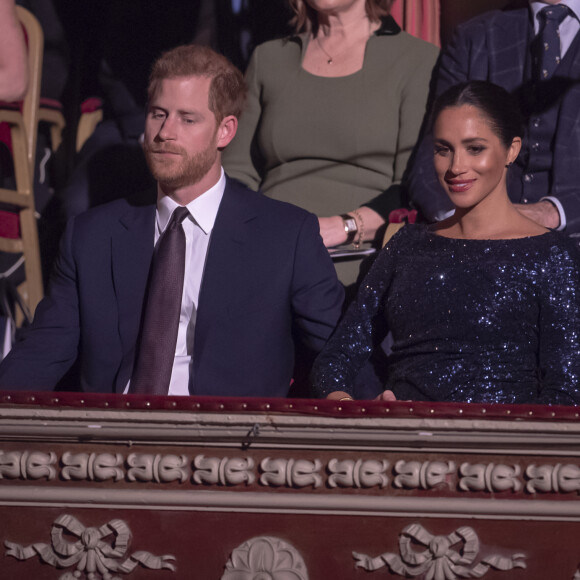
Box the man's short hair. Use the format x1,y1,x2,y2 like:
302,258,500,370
148,44,247,123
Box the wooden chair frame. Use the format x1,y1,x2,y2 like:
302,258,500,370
0,6,44,315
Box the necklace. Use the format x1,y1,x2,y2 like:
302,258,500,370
316,35,335,64
315,20,373,65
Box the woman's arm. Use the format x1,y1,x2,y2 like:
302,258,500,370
537,243,580,405
311,232,402,398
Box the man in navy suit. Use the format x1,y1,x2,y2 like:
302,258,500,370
0,44,344,396
409,0,580,234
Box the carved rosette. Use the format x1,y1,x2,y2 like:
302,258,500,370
193,455,255,486
459,463,521,493
526,464,580,493
260,457,322,488
5,513,176,579
221,536,308,580
394,460,455,490
127,453,189,483
62,452,124,482
353,523,526,578
0,450,56,480
328,458,389,488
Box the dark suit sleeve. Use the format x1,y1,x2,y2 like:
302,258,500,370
290,213,344,353
408,20,489,221
0,218,81,389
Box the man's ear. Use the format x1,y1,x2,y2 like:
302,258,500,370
216,115,238,149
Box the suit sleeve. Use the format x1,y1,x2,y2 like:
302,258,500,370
221,46,264,191
0,218,80,389
537,243,580,405
311,233,399,398
290,212,344,354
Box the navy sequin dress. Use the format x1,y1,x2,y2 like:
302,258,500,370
313,225,580,404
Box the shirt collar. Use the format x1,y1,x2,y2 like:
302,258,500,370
156,168,226,236
530,1,580,31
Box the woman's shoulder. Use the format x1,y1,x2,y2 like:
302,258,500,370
250,35,303,66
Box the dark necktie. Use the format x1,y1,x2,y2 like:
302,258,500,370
537,4,570,80
130,206,190,395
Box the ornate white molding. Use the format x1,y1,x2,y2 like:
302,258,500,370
459,463,522,493
0,450,56,480
4,514,176,579
61,452,124,482
127,453,189,483
260,458,322,488
3,488,580,521
394,460,455,490
221,536,308,580
328,458,389,488
193,455,255,486
353,523,526,578
526,464,580,493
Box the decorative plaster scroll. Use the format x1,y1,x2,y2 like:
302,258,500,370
192,455,255,486
260,457,322,488
61,452,124,482
353,523,526,578
327,458,389,488
5,513,176,579
526,463,580,494
393,460,455,490
127,453,189,483
459,463,521,493
0,450,56,480
221,536,308,580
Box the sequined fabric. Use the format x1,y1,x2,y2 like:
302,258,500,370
312,224,580,404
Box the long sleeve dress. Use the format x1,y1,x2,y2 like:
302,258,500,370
312,225,580,405
222,16,438,285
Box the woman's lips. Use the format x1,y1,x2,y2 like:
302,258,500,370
446,179,475,193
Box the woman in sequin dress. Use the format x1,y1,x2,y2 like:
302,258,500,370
312,81,580,405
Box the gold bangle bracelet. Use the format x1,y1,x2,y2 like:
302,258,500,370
338,396,354,401
352,209,365,249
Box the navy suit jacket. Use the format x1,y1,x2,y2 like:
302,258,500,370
0,177,344,396
408,8,580,233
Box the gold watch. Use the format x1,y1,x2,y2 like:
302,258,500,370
340,214,358,244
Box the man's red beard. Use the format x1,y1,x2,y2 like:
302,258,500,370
144,139,218,190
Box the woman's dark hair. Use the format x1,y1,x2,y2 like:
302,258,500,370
430,81,524,148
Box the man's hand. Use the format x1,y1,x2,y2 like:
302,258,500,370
318,216,347,248
515,201,560,229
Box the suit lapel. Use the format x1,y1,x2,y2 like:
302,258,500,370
112,202,156,368
193,179,259,382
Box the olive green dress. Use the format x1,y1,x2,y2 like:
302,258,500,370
223,17,438,286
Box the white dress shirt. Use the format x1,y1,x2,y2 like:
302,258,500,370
125,169,226,395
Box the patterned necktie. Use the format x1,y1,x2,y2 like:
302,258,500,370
537,4,570,80
130,206,190,395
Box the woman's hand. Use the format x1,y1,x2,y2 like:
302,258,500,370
318,216,347,248
374,390,397,401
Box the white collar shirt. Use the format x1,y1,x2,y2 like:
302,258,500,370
125,169,226,396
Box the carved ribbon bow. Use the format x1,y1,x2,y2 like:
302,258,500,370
353,524,525,579
5,514,175,577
